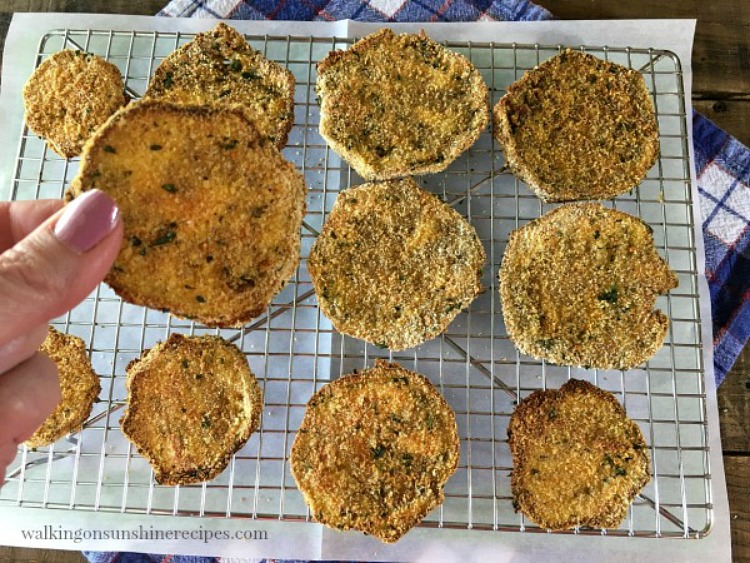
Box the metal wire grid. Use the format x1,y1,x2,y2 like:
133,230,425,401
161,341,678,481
0,28,712,540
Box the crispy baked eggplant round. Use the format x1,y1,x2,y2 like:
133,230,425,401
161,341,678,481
291,360,459,543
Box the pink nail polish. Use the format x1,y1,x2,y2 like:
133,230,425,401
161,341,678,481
54,189,120,254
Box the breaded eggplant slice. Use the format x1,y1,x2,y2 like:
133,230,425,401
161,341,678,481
493,49,659,201
499,203,677,369
120,334,262,486
308,178,485,350
67,101,306,328
508,379,650,530
26,327,101,448
145,23,295,149
23,49,127,158
316,28,489,180
291,360,459,543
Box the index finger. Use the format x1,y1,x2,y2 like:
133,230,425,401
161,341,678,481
0,200,64,253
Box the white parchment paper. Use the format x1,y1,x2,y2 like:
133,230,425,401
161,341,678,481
0,13,731,562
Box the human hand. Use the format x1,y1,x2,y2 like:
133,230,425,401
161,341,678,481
0,190,123,484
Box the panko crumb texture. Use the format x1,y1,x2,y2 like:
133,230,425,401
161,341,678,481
26,327,101,449
67,100,306,328
145,22,295,149
508,379,650,530
308,177,486,350
493,49,659,202
120,333,263,486
499,203,677,370
317,28,489,180
290,360,459,543
23,49,127,158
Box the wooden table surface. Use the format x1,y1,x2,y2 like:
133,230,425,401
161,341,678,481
0,1,747,561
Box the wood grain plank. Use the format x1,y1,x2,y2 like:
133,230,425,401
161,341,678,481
718,346,750,454
0,546,85,562
0,12,11,76
537,0,750,24
692,22,750,99
692,99,750,147
725,455,750,562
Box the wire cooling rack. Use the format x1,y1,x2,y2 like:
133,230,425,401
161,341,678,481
0,28,712,540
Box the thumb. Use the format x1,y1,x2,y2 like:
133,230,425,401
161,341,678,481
0,190,123,344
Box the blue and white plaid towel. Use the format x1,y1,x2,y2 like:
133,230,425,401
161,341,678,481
693,110,750,384
158,0,553,21
83,5,748,561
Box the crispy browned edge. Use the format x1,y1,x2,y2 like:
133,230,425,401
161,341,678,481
289,359,460,542
25,327,101,448
145,22,296,150
120,333,263,486
316,28,490,181
507,379,650,530
67,100,303,328
498,203,676,370
492,50,659,202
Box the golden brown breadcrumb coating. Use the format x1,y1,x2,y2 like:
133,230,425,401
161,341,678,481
508,379,650,530
120,333,262,486
317,28,489,180
291,360,459,543
23,49,127,158
145,23,295,149
499,203,677,369
493,49,659,201
26,327,100,448
67,100,306,328
308,178,485,350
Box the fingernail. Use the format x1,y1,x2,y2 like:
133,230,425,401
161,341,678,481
54,189,120,253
